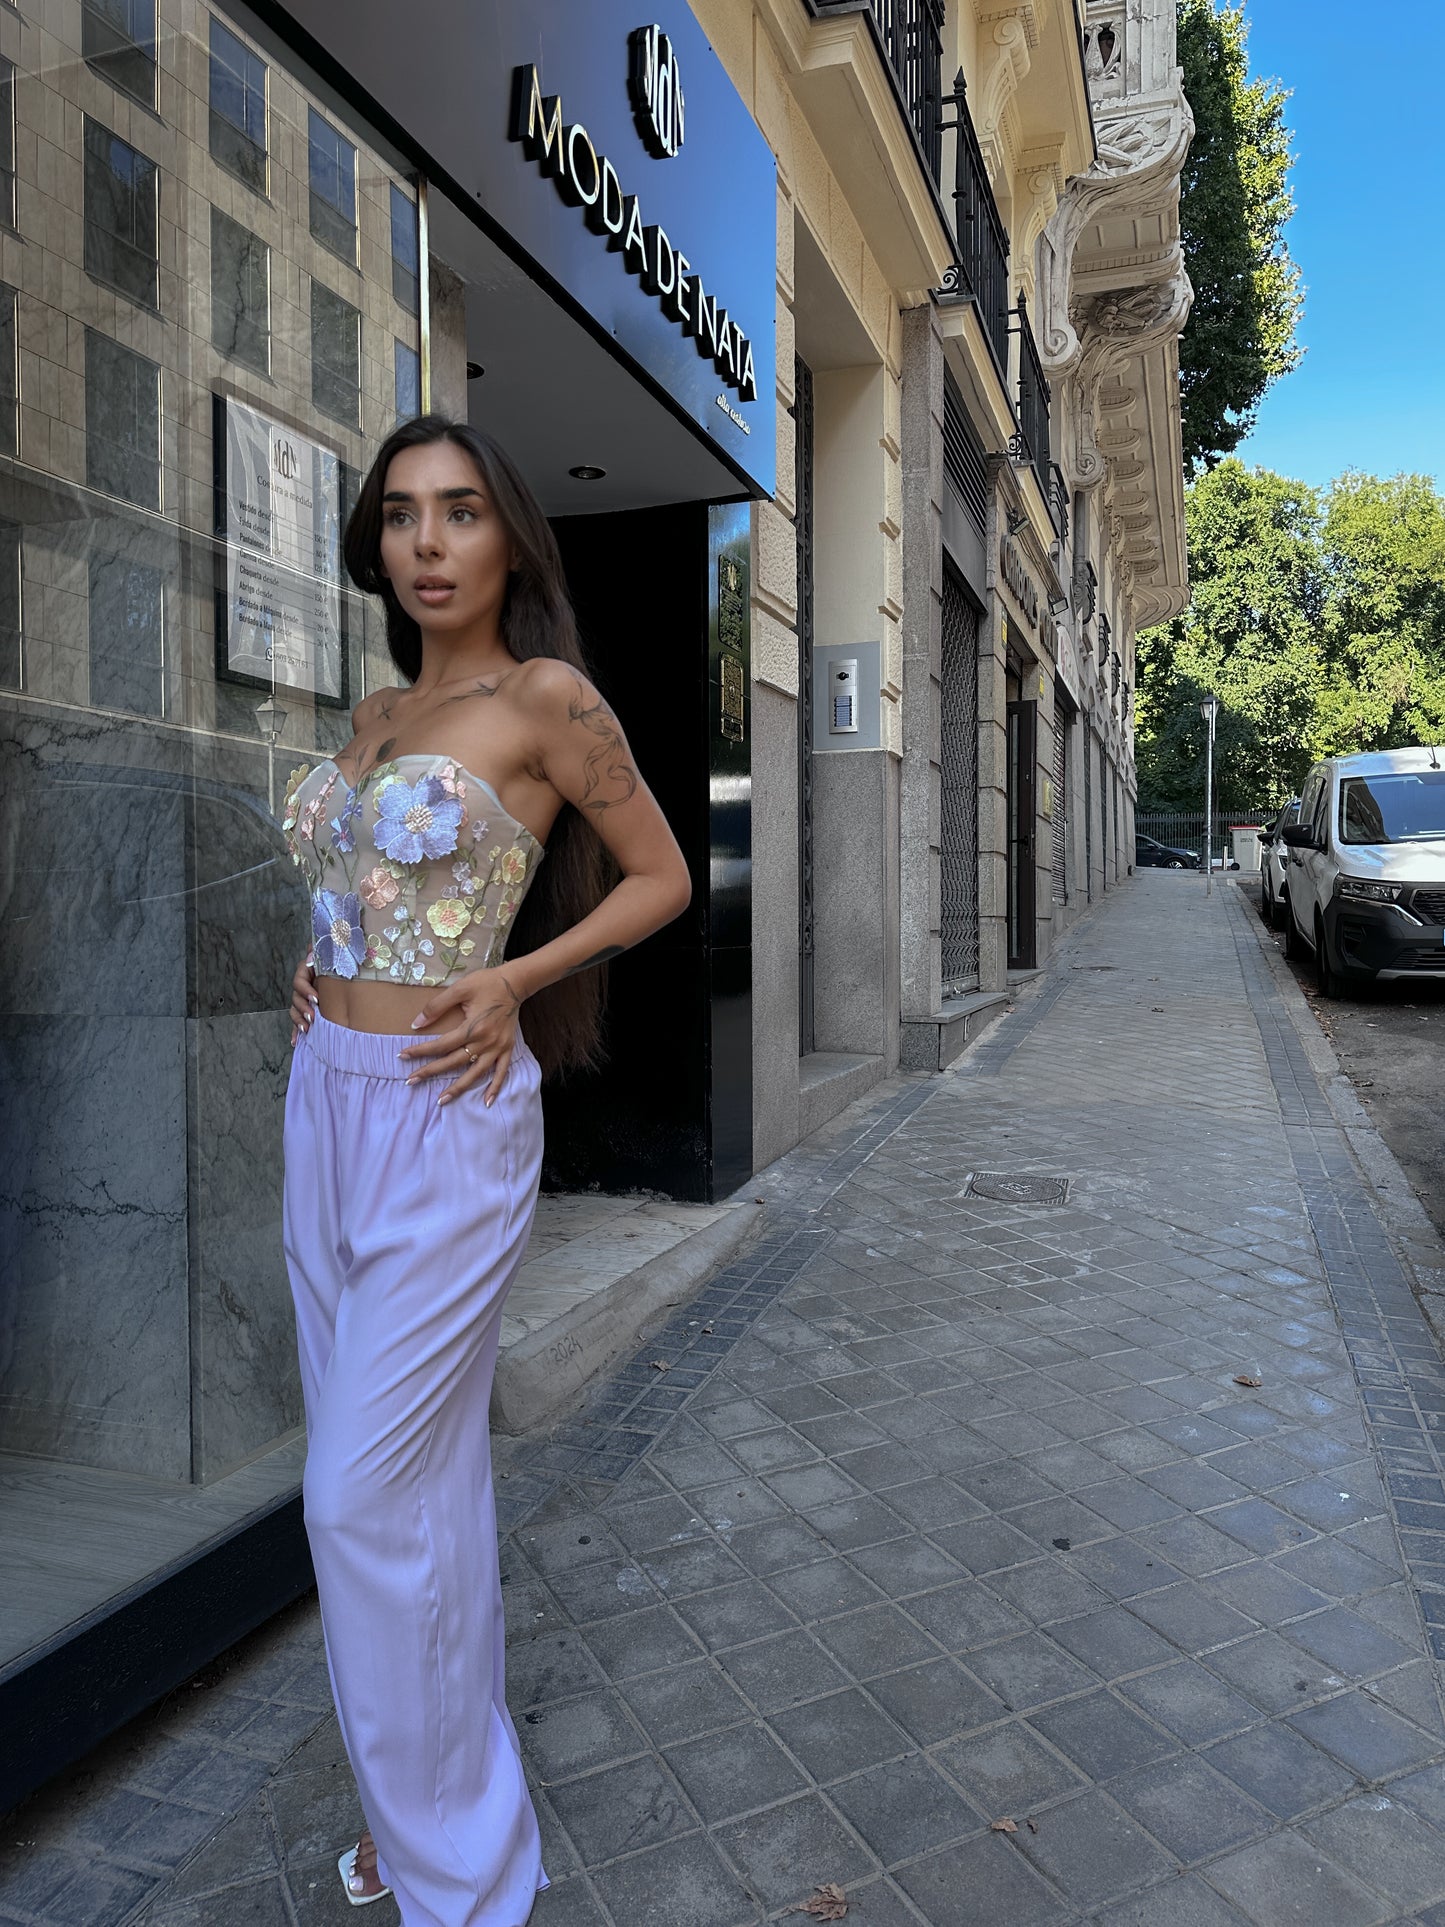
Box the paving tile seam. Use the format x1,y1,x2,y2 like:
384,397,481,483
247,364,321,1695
1221,886,1445,1682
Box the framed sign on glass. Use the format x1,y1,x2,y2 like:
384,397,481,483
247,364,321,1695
212,393,351,707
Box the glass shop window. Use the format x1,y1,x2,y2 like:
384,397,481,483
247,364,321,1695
0,59,15,231
0,522,19,691
82,0,156,109
394,337,420,421
0,280,15,458
83,117,159,310
390,183,419,315
209,16,268,196
88,551,165,717
85,328,160,507
0,0,428,1758
311,279,360,426
308,107,357,263
211,206,270,376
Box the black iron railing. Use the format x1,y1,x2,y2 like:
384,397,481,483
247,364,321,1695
816,0,946,183
1049,463,1069,545
939,71,1010,375
1010,293,1051,498
1079,562,1098,634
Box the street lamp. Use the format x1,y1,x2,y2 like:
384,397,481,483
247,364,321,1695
1200,693,1221,896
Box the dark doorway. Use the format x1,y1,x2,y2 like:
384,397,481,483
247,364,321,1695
546,501,752,1202
1007,696,1037,969
794,354,816,1055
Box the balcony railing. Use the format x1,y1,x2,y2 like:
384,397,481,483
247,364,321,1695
815,0,946,184
939,72,1010,376
1049,463,1069,546
1009,292,1051,499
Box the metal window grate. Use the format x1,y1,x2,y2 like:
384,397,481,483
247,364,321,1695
1051,712,1068,905
943,371,988,538
940,566,980,993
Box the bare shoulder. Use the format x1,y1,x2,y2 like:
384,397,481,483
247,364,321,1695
510,656,609,725
351,684,407,731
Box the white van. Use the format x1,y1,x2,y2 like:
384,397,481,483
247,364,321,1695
1281,747,1445,996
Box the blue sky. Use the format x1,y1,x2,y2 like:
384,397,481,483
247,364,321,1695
1230,0,1444,492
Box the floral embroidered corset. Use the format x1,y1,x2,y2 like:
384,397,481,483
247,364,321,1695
281,755,544,987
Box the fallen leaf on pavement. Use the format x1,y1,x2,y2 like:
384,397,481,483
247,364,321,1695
1233,1374,1263,1388
991,1818,1019,1834
785,1884,848,1919
648,1360,671,1372
1027,1819,1039,1833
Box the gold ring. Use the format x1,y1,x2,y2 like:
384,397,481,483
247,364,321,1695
464,1045,477,1063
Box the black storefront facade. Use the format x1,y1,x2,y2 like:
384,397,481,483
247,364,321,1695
1,0,774,1806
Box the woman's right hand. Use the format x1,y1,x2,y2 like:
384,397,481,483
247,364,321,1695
290,953,318,1046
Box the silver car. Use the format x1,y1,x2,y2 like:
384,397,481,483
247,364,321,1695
1259,797,1301,927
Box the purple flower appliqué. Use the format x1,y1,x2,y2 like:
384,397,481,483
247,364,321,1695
312,889,367,979
329,785,361,855
373,775,465,864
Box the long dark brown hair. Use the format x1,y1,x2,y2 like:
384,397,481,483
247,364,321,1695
343,415,614,1077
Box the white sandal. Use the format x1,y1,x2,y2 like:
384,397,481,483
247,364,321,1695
338,1841,393,1907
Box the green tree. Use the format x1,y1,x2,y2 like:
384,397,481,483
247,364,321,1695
1176,0,1304,470
1137,465,1445,809
1135,459,1324,809
1314,474,1445,752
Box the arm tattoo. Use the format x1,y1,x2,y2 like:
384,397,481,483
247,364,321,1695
561,944,626,980
567,680,639,812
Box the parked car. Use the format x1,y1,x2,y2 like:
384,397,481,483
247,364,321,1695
1281,747,1445,996
1259,797,1301,926
1136,832,1198,869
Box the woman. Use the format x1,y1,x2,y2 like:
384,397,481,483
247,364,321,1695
280,416,691,1923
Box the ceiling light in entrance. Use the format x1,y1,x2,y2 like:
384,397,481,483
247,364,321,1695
568,465,607,481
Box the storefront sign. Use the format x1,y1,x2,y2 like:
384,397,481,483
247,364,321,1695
216,397,343,701
513,62,757,401
999,537,1040,630
274,0,776,496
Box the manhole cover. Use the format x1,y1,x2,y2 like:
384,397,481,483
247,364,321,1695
963,1173,1071,1205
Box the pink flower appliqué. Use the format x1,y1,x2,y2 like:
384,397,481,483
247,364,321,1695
359,867,400,909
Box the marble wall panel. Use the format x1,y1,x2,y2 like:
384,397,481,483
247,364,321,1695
187,1010,301,1483
0,1015,191,1479
1,729,188,1020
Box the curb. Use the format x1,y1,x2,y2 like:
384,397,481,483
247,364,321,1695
490,1199,764,1435
1228,879,1445,1357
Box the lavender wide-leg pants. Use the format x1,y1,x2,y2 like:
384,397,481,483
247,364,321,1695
283,1012,546,1927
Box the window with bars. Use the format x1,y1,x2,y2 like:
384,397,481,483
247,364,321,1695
211,206,270,376
309,108,357,263
311,280,360,426
83,118,158,309
89,549,164,716
85,328,160,506
390,183,419,316
940,566,981,992
83,0,155,108
209,16,267,195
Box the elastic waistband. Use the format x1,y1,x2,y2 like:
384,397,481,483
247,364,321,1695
302,1011,418,1079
